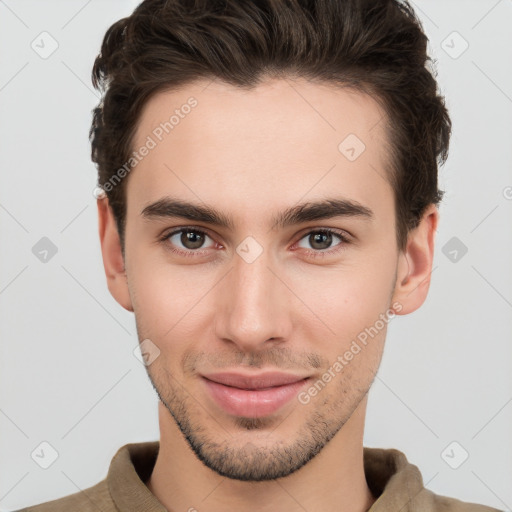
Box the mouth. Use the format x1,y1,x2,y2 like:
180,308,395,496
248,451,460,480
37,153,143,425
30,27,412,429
201,371,311,418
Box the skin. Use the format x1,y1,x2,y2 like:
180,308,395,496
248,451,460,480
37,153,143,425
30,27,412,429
98,77,438,512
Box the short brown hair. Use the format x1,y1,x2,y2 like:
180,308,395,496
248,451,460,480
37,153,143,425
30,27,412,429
90,0,451,253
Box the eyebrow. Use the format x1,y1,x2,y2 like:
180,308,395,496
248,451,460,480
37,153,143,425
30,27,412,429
141,196,374,230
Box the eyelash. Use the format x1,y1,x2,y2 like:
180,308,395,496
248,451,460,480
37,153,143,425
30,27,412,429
158,226,351,259
297,229,351,259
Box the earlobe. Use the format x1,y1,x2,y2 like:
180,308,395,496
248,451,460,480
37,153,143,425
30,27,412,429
97,197,134,312
391,204,439,315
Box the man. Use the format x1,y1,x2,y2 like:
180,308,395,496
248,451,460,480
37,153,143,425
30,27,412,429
18,0,502,511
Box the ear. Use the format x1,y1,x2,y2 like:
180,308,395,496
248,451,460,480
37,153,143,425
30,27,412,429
391,204,439,315
97,197,134,312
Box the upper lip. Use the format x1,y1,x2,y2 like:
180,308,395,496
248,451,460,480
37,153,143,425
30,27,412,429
201,371,309,389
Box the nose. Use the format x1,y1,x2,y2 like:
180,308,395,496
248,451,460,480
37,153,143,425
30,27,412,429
214,245,292,352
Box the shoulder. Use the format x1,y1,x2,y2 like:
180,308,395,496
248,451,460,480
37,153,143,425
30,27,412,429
420,485,504,512
12,478,114,512
363,446,503,512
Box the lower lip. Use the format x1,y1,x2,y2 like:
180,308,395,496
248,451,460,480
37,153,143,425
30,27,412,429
202,377,310,418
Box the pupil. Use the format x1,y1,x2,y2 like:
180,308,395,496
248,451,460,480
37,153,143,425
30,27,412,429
183,231,204,249
311,232,331,250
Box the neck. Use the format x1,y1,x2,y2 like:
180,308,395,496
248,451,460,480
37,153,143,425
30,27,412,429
147,396,376,512
146,397,376,512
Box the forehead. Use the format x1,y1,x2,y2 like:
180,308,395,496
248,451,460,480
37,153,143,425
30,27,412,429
128,78,393,227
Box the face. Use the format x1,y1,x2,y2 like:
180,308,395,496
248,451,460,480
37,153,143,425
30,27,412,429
101,77,428,482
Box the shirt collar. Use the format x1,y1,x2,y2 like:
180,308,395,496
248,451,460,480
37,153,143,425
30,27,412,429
363,446,428,511
107,441,428,511
108,441,167,511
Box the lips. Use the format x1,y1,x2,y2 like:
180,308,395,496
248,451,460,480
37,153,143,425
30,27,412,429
201,371,308,390
201,371,310,418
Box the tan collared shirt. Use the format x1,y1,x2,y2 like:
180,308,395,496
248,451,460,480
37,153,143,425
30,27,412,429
16,441,502,511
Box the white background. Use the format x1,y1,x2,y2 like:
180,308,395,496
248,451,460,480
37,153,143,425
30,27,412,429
0,1,511,510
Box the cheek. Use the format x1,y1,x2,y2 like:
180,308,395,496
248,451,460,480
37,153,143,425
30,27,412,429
288,259,395,338
126,248,219,337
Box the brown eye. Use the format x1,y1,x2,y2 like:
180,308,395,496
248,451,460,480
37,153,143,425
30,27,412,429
164,228,216,252
180,230,205,249
297,230,345,252
310,232,333,250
